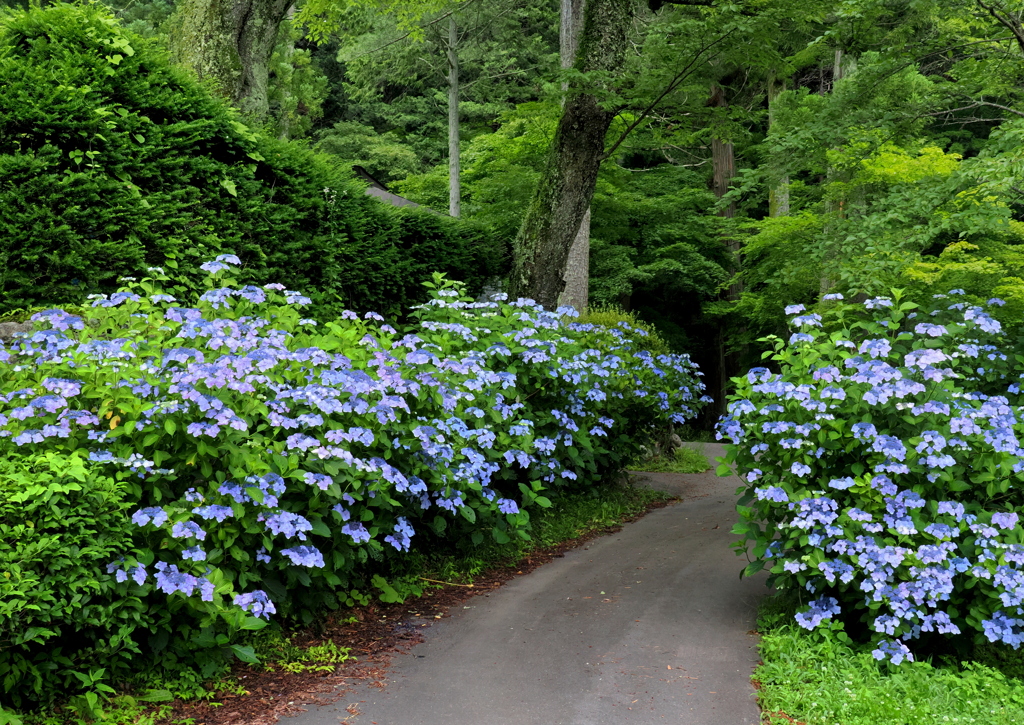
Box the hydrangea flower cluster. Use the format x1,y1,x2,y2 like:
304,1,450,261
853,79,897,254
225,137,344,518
721,289,1024,663
0,261,706,628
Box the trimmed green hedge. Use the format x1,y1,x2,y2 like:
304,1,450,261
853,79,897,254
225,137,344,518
0,3,506,319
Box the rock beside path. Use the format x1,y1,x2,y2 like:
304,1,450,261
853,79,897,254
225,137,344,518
0,321,32,341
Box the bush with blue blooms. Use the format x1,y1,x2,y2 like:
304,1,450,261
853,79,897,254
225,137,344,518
721,288,1024,665
0,255,707,705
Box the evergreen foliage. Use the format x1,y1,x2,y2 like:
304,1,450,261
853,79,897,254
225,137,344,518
0,3,504,320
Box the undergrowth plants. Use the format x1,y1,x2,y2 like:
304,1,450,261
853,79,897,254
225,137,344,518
754,593,1024,725
720,289,1024,665
0,257,706,709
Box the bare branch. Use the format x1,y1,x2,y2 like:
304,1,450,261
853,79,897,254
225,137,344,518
344,0,484,61
915,99,1024,120
600,30,734,161
975,0,1024,56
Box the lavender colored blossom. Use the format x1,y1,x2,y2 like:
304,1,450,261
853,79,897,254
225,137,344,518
234,590,277,619
755,486,788,503
384,517,415,552
343,521,371,544
182,546,207,562
794,597,840,629
992,512,1020,530
280,545,325,567
497,498,519,514
193,504,234,522
132,507,169,527
171,520,207,541
790,461,812,477
153,562,198,596
304,472,333,490
263,511,313,540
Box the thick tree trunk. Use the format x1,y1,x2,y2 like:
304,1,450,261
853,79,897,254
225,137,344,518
560,208,591,311
558,0,590,312
509,0,630,308
447,16,461,218
169,0,293,116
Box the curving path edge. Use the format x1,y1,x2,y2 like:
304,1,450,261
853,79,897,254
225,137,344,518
287,443,767,725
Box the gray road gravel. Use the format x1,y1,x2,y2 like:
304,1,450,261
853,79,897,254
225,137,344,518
287,443,767,725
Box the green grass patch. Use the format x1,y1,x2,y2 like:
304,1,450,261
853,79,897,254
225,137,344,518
631,445,711,474
755,592,1024,725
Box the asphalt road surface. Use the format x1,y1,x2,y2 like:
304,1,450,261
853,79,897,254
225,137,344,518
288,443,767,725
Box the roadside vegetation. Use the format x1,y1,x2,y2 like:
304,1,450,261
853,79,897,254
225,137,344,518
755,592,1024,725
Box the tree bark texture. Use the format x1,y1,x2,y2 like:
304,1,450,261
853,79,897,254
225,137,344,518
509,0,630,308
276,5,298,140
709,82,741,417
709,84,736,223
447,16,461,218
820,48,846,295
767,74,789,217
558,0,590,312
560,207,591,311
169,0,293,116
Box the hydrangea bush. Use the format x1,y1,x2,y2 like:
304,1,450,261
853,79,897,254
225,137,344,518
0,256,706,703
720,289,1024,664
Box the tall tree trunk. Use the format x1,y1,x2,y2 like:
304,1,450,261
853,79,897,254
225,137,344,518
560,208,591,310
447,16,461,218
276,5,298,140
710,82,741,417
169,0,293,117
820,48,846,295
709,84,736,221
509,0,630,308
767,73,790,217
558,0,591,312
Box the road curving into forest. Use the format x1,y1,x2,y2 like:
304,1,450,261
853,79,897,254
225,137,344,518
288,443,767,725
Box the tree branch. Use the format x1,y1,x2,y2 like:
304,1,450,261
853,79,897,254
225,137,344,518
916,99,1024,120
345,0,483,61
975,0,1024,56
600,30,733,161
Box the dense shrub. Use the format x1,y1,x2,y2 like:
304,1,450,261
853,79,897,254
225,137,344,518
721,290,1024,664
0,3,504,318
0,258,706,706
0,452,145,708
574,304,671,355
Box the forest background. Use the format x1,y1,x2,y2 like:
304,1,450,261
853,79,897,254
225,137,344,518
7,0,1024,416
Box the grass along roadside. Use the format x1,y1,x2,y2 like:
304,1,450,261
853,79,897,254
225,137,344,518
9,482,671,725
630,443,711,474
754,592,1024,725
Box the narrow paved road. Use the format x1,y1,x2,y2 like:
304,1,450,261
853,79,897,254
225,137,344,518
289,443,767,725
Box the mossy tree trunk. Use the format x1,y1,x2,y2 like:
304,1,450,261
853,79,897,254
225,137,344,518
508,0,630,308
169,0,293,117
557,0,591,313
